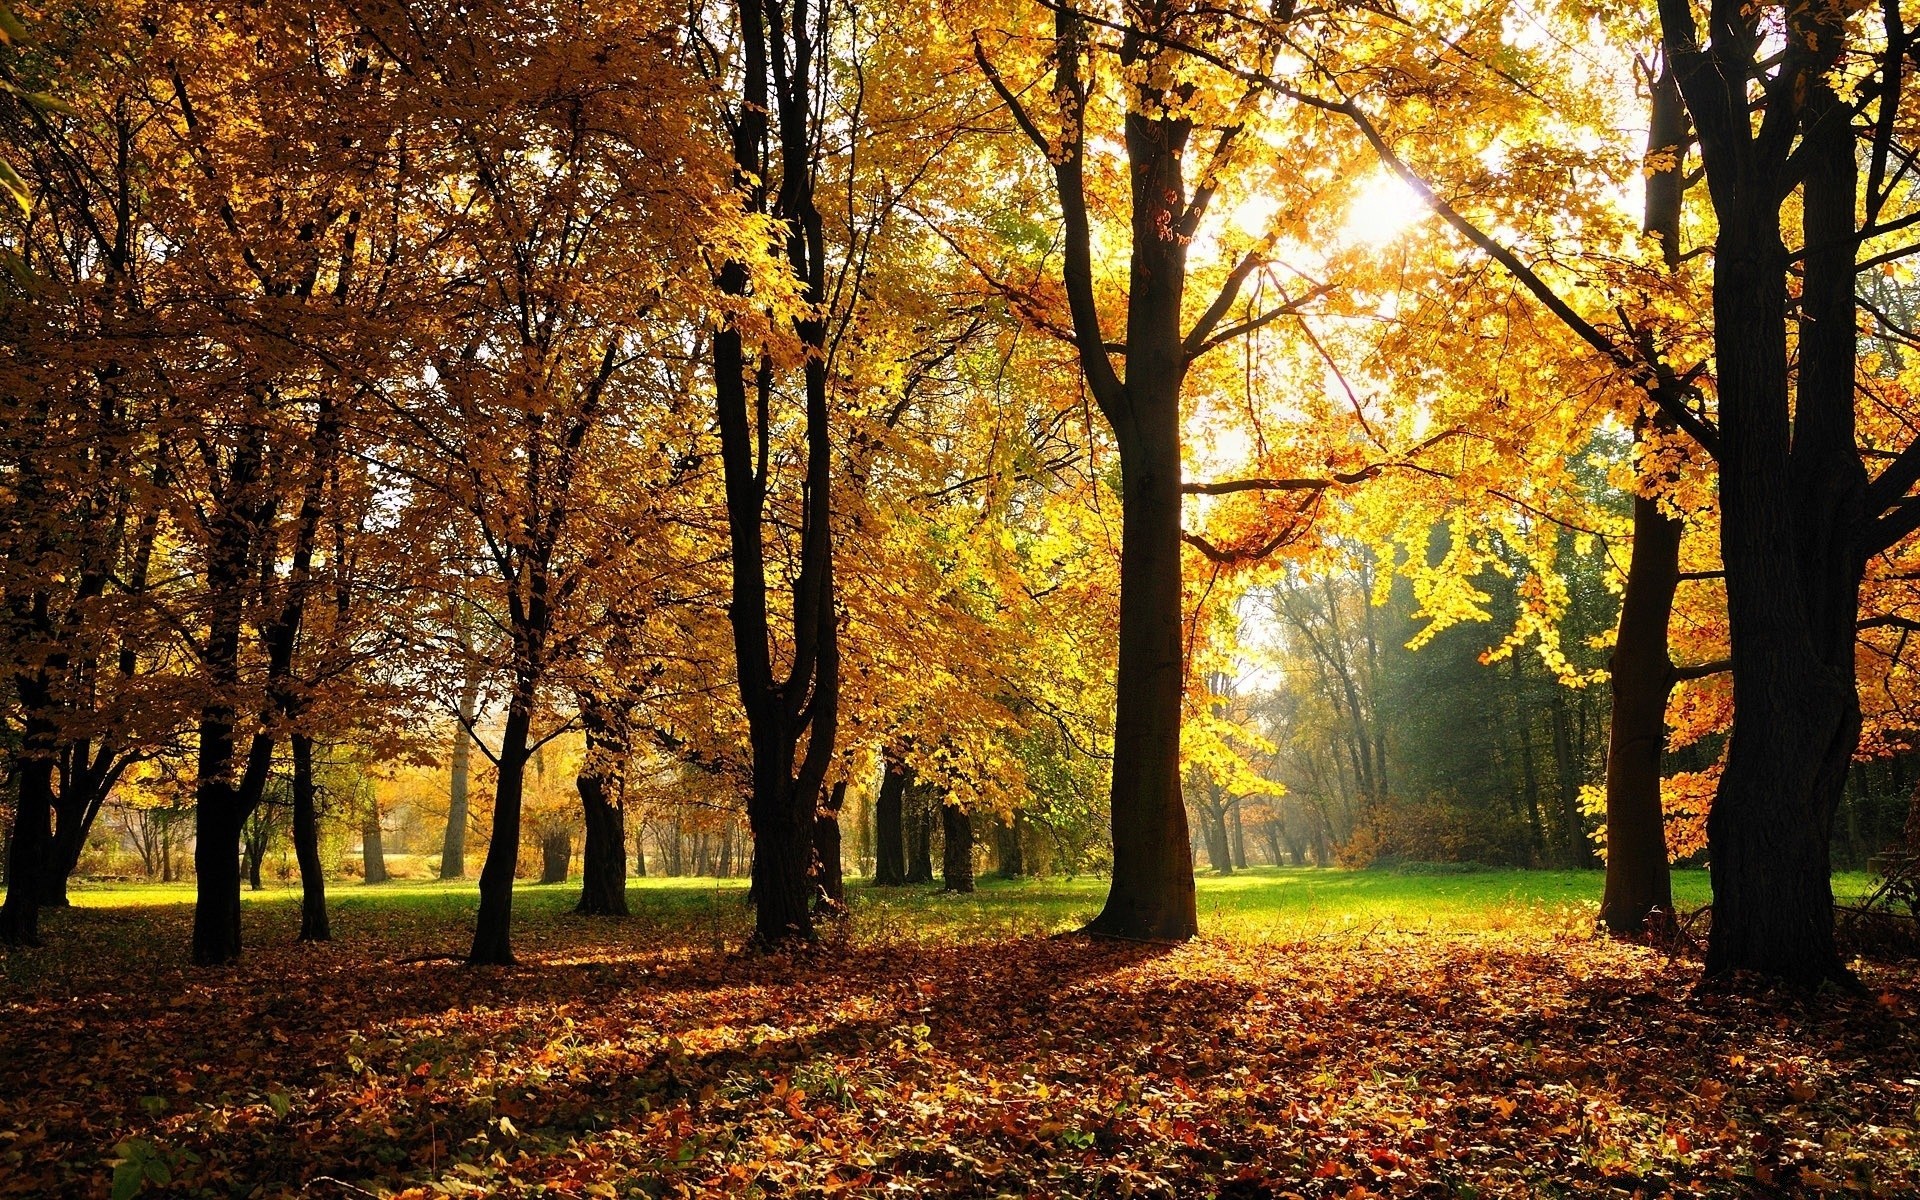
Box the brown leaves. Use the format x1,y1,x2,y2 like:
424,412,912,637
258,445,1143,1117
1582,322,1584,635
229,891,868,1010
2,896,1918,1198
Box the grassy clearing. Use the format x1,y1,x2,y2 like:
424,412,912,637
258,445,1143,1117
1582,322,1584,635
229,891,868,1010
52,865,1877,945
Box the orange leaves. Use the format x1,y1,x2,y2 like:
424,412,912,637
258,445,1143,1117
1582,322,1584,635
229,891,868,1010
7,889,1919,1199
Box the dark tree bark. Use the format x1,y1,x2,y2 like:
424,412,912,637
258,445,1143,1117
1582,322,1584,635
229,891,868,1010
1601,474,1683,934
0,721,56,946
941,800,974,894
440,656,483,880
814,780,846,909
244,813,269,891
575,701,630,917
1600,59,1689,936
291,733,329,942
469,695,532,964
905,780,935,885
540,829,571,884
873,757,910,885
1548,692,1594,868
191,424,277,967
1656,0,1871,984
1229,799,1247,871
710,0,840,948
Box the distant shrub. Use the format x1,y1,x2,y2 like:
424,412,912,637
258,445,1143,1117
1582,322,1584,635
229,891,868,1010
1336,798,1532,869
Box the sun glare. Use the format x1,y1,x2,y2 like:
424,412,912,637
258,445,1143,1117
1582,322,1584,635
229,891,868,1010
1340,171,1429,248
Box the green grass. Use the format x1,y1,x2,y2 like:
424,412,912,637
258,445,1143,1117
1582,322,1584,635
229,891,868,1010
54,866,1880,946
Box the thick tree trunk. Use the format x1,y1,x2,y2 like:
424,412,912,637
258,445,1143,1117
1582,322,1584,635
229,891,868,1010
469,698,533,965
540,829,571,884
291,733,329,942
1085,416,1197,937
575,755,628,917
1703,90,1861,987
0,735,55,946
440,659,482,880
192,798,247,966
941,800,974,894
873,757,909,885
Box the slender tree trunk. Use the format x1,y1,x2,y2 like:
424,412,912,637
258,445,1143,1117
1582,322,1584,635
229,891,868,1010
814,780,846,908
440,659,482,880
361,803,388,885
1229,798,1247,869
941,800,974,894
1548,692,1594,867
245,823,266,891
995,812,1026,878
469,696,533,965
1601,480,1682,933
873,757,909,885
291,733,329,941
712,0,840,948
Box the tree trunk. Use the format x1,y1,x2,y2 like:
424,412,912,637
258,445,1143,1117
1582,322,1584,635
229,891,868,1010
1651,0,1867,988
814,779,846,909
1601,482,1683,934
1702,87,1860,987
540,829,571,885
245,823,266,891
905,781,934,884
941,800,974,894
1229,799,1247,870
873,757,909,885
995,812,1025,878
1548,692,1593,867
1083,408,1196,936
361,804,388,885
0,732,55,946
574,718,629,916
291,733,329,941
469,697,533,965
440,658,482,880
713,0,840,949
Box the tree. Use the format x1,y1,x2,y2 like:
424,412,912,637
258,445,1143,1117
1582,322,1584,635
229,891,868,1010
702,0,842,945
1650,0,1920,981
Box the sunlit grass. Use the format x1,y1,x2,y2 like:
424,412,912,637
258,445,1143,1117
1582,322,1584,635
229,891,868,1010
57,865,1879,948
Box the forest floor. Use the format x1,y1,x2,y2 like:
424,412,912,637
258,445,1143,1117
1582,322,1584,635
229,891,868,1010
2,868,1915,1199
